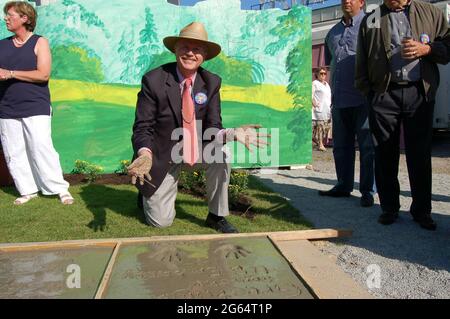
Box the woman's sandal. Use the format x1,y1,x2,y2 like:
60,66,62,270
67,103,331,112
14,193,38,205
59,192,74,205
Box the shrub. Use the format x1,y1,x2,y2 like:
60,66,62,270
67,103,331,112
178,170,206,194
229,170,249,204
71,160,104,182
71,160,89,174
85,165,103,182
178,169,250,207
52,45,104,82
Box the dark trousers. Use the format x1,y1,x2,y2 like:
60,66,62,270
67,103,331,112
368,82,434,217
331,105,374,194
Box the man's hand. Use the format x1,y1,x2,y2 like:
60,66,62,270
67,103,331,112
401,39,431,60
127,150,152,186
234,124,270,152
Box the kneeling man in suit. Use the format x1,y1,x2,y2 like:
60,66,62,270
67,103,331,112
128,22,268,233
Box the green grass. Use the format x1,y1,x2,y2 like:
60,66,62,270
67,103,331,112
0,176,312,244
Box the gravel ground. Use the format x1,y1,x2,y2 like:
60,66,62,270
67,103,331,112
253,131,450,299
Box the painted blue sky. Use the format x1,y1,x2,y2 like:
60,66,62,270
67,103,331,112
180,0,255,9
179,0,340,10
181,0,303,9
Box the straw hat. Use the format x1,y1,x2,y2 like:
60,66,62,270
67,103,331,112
163,22,221,60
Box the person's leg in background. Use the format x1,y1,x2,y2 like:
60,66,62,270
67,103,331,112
326,118,333,147
368,89,402,224
402,84,436,230
316,121,326,151
355,104,375,207
319,107,355,197
312,120,318,147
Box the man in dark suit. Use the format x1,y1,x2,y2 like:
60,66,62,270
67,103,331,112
356,0,450,230
128,22,267,233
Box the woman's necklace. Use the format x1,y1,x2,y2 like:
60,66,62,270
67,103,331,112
13,32,33,46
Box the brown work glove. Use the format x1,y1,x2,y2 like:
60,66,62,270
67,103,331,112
127,151,152,186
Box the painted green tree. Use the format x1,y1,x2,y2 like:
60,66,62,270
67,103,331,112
147,51,176,71
38,0,110,45
118,29,137,84
203,53,254,86
62,0,111,38
34,0,109,83
52,45,104,82
265,6,312,151
235,10,271,84
136,7,160,78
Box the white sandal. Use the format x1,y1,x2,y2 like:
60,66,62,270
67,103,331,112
14,193,38,205
59,192,74,205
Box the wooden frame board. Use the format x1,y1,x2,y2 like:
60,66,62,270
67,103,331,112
0,229,351,252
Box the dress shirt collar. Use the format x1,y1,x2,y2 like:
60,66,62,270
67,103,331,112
340,9,365,27
176,67,197,88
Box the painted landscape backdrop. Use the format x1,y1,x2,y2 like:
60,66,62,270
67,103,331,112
0,0,312,172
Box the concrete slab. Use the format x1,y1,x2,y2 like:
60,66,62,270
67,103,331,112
0,230,368,299
104,237,314,299
0,247,113,299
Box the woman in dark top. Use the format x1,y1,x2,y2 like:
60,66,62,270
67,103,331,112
0,1,73,205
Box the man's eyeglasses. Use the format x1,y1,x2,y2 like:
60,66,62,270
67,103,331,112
319,72,327,75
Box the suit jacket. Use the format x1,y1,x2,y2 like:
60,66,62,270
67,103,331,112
355,0,450,101
132,62,224,198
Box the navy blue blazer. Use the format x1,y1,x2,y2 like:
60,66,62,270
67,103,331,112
132,62,224,197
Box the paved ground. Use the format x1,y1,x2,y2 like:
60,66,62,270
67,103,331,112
253,130,450,299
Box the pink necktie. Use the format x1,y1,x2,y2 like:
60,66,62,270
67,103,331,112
182,78,198,166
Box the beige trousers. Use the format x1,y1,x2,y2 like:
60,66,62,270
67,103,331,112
142,162,231,227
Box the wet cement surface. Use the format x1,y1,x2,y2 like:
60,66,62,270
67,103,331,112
0,247,113,299
105,237,314,299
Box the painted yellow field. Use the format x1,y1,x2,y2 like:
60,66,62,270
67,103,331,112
221,84,294,111
50,79,139,107
50,79,294,112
